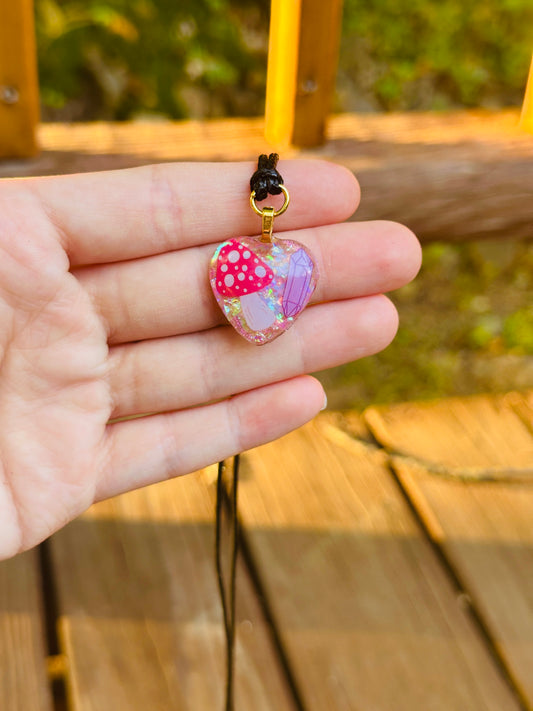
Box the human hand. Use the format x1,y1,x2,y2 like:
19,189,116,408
0,161,420,558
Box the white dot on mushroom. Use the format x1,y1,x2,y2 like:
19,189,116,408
224,274,234,287
228,250,240,263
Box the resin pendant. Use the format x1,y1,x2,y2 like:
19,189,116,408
209,235,318,345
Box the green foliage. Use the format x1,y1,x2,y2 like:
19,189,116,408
503,308,533,353
36,0,270,120
339,0,533,111
36,0,533,120
317,240,533,409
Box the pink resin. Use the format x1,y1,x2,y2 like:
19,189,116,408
209,235,318,345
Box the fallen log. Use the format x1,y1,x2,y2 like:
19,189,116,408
0,110,531,242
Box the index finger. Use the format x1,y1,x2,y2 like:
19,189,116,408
26,160,360,266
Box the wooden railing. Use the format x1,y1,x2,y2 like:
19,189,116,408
0,0,39,158
0,0,344,158
265,0,343,146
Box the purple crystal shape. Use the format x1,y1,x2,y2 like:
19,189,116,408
282,248,314,318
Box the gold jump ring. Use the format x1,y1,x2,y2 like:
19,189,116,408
249,184,290,217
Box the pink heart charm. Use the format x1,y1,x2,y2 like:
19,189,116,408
209,235,318,345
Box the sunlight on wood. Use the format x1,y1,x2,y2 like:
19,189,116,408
264,0,301,146
520,54,533,134
0,0,39,158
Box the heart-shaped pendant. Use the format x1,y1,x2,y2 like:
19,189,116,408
209,154,318,345
209,235,318,345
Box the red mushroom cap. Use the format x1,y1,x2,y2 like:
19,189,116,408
215,240,274,297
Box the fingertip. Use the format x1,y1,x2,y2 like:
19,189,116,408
365,220,422,292
371,294,400,351
234,375,328,452
283,159,361,224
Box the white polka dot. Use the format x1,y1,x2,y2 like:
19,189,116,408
255,265,266,278
249,275,253,280
254,258,259,263
243,251,251,258
228,250,240,263
218,281,222,286
221,264,228,272
238,272,245,281
242,265,248,271
243,288,247,293
224,274,234,287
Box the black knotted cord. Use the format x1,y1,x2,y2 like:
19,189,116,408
215,455,240,711
215,156,285,710
249,153,284,201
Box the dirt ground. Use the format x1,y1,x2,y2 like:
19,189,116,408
317,238,533,410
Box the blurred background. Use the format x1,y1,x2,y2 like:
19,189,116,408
34,0,533,409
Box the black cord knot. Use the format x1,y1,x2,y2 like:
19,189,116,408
250,153,284,201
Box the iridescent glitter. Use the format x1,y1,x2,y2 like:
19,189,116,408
209,235,318,345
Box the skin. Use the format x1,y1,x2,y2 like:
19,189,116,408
0,160,421,559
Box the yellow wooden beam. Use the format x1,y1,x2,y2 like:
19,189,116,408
0,0,40,158
265,0,343,148
520,54,533,134
265,0,302,146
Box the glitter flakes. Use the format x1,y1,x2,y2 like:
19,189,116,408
209,235,318,345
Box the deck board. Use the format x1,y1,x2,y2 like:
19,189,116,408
234,416,522,710
49,468,295,711
361,392,533,707
0,550,53,710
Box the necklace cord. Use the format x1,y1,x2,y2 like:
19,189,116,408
215,154,285,710
215,455,240,711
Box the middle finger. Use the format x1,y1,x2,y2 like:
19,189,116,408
76,220,418,344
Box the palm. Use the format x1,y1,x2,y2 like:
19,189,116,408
0,162,420,558
0,198,111,555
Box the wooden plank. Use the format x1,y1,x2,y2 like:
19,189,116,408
264,0,301,146
520,53,533,134
265,0,343,147
0,0,39,157
235,417,522,710
0,550,53,711
361,391,533,707
1,110,531,242
49,467,296,711
292,0,343,147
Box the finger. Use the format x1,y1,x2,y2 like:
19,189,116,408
28,160,360,265
107,295,397,418
98,375,326,500
77,220,420,343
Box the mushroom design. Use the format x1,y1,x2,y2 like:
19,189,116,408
214,240,276,330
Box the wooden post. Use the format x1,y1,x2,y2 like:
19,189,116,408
0,0,40,158
520,54,533,134
265,0,343,148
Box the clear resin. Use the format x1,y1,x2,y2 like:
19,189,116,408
209,235,318,345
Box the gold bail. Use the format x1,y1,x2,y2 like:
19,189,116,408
249,185,291,243
261,206,275,242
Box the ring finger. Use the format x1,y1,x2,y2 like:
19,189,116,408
107,294,398,418
77,220,419,344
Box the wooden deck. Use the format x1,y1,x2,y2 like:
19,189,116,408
0,114,532,709
0,391,531,710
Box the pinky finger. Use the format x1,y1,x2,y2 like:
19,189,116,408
96,375,326,501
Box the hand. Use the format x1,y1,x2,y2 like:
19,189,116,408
0,161,420,558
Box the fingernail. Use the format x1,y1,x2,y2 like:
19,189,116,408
320,393,328,411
